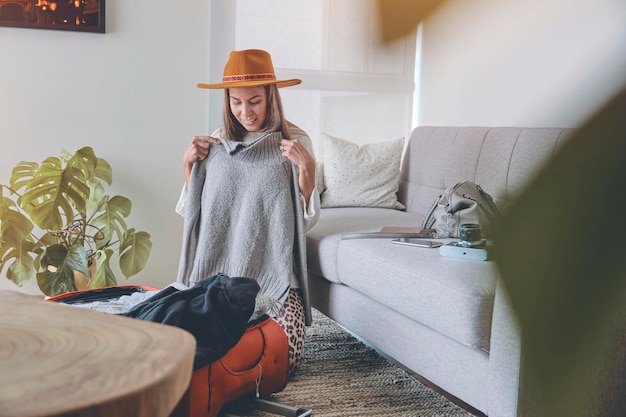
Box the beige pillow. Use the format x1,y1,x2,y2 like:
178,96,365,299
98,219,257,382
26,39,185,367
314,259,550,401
320,134,405,209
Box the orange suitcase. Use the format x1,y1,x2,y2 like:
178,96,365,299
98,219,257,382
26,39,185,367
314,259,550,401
49,286,294,417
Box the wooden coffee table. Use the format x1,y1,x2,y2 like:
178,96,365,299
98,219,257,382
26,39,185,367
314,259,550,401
0,290,196,417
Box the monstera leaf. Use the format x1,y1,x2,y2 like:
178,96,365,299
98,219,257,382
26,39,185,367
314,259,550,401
89,195,132,249
0,191,41,286
0,192,34,247
15,158,89,231
2,240,38,287
37,244,90,296
9,147,113,233
119,229,152,277
62,147,110,185
91,248,117,289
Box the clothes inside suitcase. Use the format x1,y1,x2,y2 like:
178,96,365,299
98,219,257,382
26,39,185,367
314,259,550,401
49,282,313,417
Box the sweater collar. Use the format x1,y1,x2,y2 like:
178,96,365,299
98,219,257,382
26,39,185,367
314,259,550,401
219,132,279,155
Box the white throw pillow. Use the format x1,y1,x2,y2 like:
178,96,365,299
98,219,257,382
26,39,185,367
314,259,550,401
320,134,405,209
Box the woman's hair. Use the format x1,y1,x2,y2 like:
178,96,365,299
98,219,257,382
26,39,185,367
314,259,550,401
222,85,291,141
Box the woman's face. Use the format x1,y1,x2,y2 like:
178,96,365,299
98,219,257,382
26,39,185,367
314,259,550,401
229,86,267,132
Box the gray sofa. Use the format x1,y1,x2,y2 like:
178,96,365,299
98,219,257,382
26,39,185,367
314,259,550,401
305,126,572,417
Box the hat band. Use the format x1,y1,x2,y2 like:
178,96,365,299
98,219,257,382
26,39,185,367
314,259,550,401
222,73,277,83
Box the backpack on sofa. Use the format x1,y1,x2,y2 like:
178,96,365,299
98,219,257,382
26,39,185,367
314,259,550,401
421,180,499,238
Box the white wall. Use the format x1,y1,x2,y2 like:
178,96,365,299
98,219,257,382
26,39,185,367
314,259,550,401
418,0,626,127
0,1,210,293
233,0,417,157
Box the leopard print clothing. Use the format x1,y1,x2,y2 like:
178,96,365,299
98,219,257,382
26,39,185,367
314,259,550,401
273,289,306,376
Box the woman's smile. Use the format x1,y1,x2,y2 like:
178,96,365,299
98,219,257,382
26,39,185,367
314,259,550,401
229,86,267,132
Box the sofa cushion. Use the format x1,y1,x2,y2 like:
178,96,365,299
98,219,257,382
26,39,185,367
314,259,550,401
320,134,405,209
306,207,422,283
307,207,497,350
336,238,497,350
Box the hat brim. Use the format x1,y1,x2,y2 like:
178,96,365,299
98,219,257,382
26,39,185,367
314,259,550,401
197,78,301,89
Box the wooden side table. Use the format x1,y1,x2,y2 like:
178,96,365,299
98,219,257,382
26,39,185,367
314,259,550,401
0,290,196,417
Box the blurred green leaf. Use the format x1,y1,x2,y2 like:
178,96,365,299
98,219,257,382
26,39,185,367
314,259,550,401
90,195,131,249
37,244,90,296
492,87,626,417
1,192,33,247
119,229,152,278
92,249,117,288
19,157,89,231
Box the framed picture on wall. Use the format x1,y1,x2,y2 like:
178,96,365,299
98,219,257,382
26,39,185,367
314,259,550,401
0,0,105,33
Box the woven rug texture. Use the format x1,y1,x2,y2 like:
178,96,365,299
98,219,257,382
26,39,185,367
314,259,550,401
225,309,475,417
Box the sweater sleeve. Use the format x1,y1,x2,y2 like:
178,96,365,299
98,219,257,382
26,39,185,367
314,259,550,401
287,121,320,230
302,186,320,232
175,184,187,216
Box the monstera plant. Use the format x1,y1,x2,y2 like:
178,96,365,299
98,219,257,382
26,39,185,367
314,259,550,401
0,146,152,296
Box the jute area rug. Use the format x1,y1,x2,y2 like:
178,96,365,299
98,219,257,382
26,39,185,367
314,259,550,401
229,309,476,417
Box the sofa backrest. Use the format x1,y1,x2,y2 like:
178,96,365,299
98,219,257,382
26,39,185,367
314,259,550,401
398,126,573,219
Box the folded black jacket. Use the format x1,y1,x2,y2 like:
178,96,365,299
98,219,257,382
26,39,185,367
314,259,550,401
121,273,260,369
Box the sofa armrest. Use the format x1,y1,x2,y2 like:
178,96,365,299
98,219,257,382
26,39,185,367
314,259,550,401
487,278,522,417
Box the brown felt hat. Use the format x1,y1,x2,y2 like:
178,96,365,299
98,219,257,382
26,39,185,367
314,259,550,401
197,49,301,89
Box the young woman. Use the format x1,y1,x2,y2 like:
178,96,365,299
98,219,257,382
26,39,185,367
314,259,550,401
176,49,319,374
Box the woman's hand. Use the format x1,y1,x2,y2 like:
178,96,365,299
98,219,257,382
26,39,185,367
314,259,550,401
183,136,220,186
280,139,316,208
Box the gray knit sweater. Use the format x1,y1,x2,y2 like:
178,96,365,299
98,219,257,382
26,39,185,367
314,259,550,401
176,132,311,324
